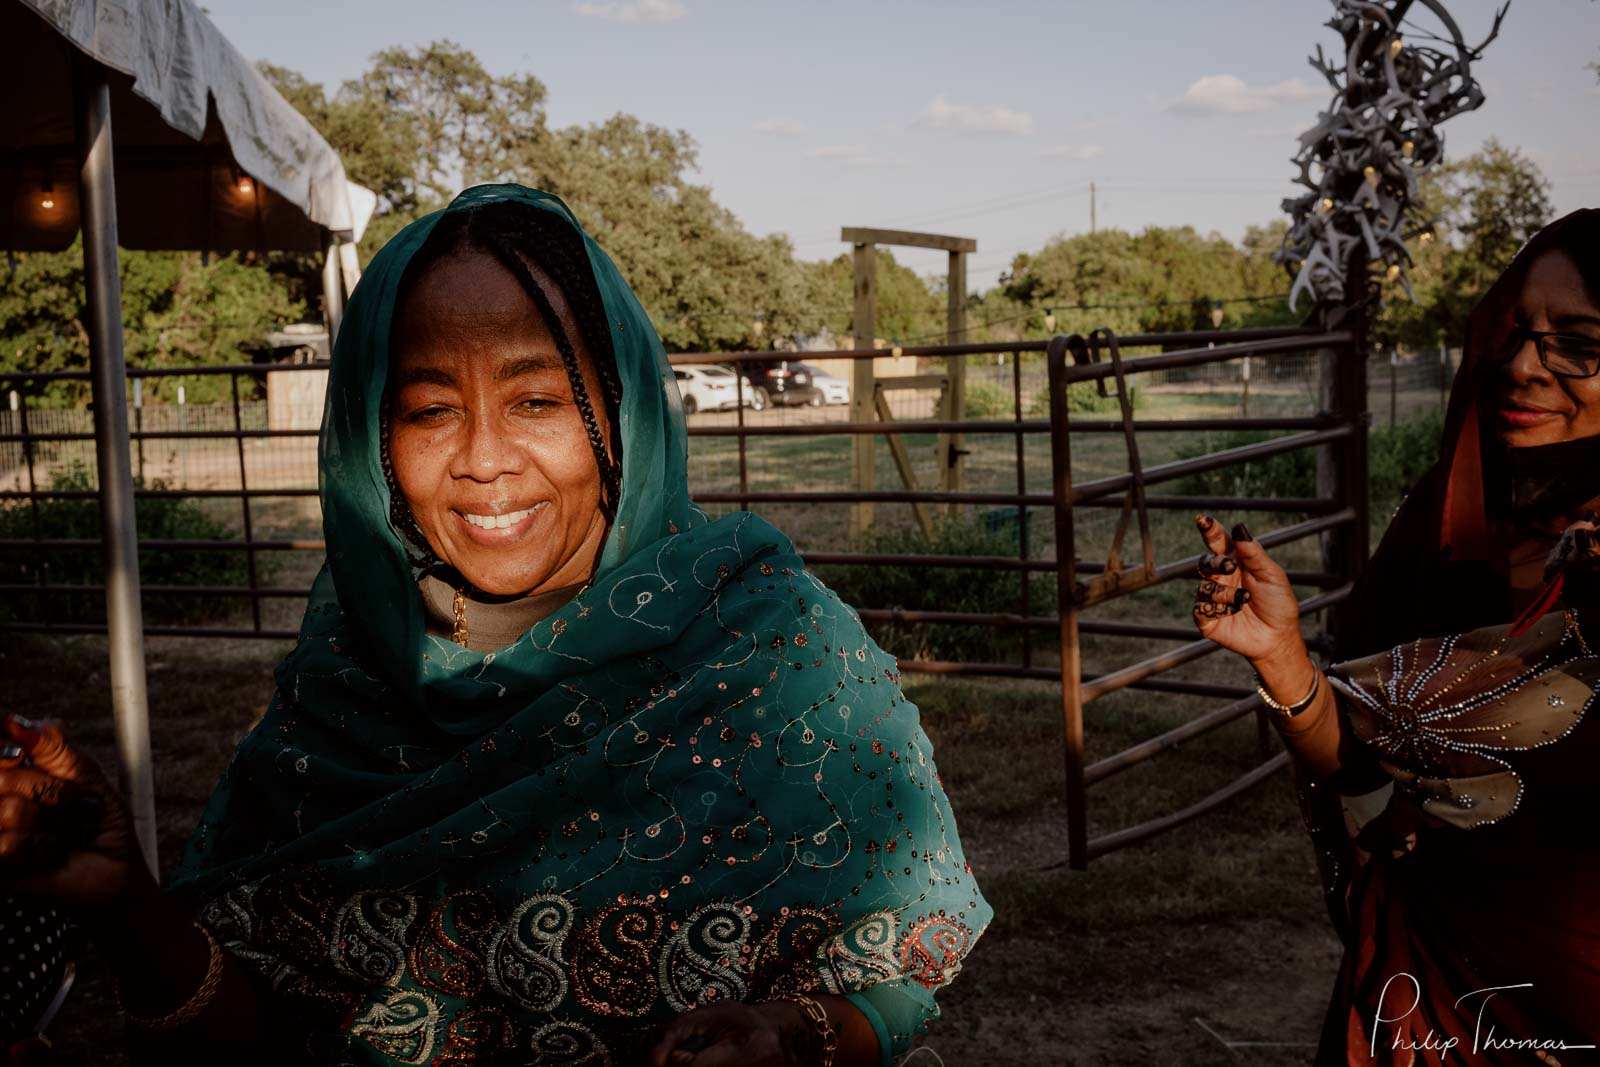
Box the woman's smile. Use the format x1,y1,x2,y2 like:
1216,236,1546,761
453,501,548,542
1498,397,1568,429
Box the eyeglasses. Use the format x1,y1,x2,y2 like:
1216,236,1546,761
1496,323,1600,379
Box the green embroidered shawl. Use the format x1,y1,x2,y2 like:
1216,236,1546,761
172,185,990,1065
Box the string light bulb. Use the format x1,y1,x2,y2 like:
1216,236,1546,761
1419,229,1435,244
751,314,765,338
1401,140,1416,160
1363,165,1379,189
1390,36,1403,59
1043,308,1057,332
1317,197,1335,215
891,341,903,358
1385,263,1402,283
39,175,54,210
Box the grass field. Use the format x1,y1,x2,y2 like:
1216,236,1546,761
4,634,1340,1066
1,360,1448,1063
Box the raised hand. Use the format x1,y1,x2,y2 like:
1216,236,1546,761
1191,515,1310,680
0,715,142,908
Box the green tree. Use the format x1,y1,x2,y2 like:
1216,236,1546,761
1381,139,1554,349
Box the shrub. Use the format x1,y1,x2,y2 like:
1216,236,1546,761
1026,381,1134,418
1171,430,1317,499
0,462,277,625
1170,406,1445,511
1369,405,1444,512
813,512,1050,664
963,382,1013,418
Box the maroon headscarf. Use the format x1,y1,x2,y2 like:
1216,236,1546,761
1341,208,1600,656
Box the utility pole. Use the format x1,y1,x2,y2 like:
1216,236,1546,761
1089,180,1096,235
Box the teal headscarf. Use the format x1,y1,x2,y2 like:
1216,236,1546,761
173,185,989,1065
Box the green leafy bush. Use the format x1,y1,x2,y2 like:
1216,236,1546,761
1170,406,1445,511
963,382,1014,418
0,462,277,625
813,513,1050,664
1368,406,1445,512
1026,382,1134,417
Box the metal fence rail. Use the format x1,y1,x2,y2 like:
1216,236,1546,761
1,321,1373,865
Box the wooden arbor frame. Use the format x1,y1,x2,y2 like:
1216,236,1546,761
840,227,975,538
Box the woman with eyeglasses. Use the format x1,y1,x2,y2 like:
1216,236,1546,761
1190,210,1600,1063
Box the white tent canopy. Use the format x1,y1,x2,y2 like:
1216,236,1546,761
4,0,374,255
2,0,372,873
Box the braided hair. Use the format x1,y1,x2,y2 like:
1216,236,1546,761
381,201,626,592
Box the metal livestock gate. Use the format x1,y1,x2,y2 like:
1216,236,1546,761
0,320,1368,867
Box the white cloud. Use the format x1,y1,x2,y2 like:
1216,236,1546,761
810,144,868,160
1168,75,1321,116
1040,143,1105,161
753,117,807,136
573,0,686,23
916,94,1034,136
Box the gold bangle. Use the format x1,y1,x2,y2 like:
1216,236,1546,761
117,921,226,1030
768,991,838,1067
1255,667,1321,717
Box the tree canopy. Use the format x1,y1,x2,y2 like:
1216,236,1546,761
0,40,1563,392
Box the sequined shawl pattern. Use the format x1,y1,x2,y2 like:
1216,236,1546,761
168,186,990,1064
1327,609,1597,831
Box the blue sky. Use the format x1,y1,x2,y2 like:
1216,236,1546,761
205,0,1600,291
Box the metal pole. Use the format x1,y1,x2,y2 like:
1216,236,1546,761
321,236,345,346
76,62,157,876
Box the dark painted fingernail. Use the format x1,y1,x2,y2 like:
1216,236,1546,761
1196,514,1213,528
1220,557,1237,574
1236,588,1251,606
1231,523,1253,542
0,744,22,760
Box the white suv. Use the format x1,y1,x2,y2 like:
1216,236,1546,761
673,365,754,415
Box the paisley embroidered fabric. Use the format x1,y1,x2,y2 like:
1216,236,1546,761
1309,610,1600,1062
169,186,989,1065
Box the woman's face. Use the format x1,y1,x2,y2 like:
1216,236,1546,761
1491,249,1600,449
389,249,613,598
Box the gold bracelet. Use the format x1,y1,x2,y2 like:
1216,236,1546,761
1254,666,1321,717
117,921,226,1030
769,991,838,1067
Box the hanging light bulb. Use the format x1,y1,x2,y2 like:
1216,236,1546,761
751,314,765,339
39,175,54,210
1385,263,1402,283
1317,197,1335,215
1363,165,1379,189
891,341,903,358
1389,36,1403,59
1401,140,1416,160
1043,308,1057,332
1419,229,1435,244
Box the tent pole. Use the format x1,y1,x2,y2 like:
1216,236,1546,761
76,61,158,877
321,233,344,345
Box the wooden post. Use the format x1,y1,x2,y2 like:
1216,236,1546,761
839,228,976,537
851,242,876,538
942,250,968,512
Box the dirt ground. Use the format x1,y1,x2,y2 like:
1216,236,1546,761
0,633,1345,1066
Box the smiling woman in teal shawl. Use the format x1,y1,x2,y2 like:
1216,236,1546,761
0,185,989,1066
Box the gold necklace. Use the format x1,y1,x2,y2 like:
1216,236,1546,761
451,587,470,647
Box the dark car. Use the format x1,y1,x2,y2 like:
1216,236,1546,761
742,358,822,410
